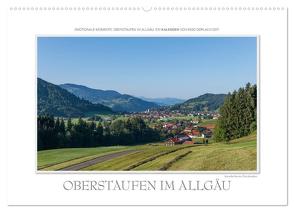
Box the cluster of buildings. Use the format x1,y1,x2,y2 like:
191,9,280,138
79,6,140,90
124,110,218,146
172,111,221,120
165,125,214,146
184,126,213,138
133,110,220,121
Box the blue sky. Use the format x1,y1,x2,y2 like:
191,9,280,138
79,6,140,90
38,37,257,99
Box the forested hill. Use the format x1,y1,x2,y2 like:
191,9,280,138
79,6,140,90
59,83,159,112
169,93,227,112
37,78,113,117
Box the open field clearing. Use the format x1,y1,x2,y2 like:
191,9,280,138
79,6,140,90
168,140,256,171
38,146,129,170
60,150,140,171
197,119,218,126
38,133,256,171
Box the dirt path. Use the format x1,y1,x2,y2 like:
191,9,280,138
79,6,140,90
59,150,140,171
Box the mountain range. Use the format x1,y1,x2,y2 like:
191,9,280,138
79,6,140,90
38,78,227,117
139,97,186,106
59,83,159,113
37,78,113,117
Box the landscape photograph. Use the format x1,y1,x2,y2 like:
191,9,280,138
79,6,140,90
37,37,257,172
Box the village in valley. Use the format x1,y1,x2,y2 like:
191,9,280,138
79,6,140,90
120,110,220,146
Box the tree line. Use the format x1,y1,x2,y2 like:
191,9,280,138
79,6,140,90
38,116,160,150
214,83,257,142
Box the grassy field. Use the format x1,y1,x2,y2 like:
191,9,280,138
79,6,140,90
38,146,129,170
198,119,218,126
38,132,257,171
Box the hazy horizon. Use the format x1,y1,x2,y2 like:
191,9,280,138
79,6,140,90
39,77,231,100
38,37,257,99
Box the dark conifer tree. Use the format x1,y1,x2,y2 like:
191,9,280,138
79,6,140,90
214,83,257,142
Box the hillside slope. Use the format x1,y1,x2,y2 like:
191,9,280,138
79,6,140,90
170,93,226,112
38,78,113,117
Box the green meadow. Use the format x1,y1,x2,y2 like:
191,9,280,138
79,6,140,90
38,132,257,171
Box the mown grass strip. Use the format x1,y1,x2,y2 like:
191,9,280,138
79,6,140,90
38,154,96,170
123,146,195,171
159,151,192,171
